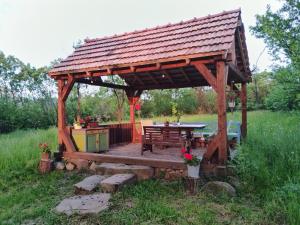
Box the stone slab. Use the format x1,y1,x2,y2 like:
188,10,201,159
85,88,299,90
100,173,136,193
55,193,111,216
74,175,106,194
95,163,153,180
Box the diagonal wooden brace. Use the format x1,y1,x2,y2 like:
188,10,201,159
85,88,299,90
192,62,217,91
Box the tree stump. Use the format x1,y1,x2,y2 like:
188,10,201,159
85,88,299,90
38,159,53,174
183,177,200,195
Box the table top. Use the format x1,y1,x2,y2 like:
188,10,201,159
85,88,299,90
147,124,206,129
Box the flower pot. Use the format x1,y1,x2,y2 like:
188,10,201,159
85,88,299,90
187,165,200,178
41,152,51,160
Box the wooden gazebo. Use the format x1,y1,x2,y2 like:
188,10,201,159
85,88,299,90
49,9,250,174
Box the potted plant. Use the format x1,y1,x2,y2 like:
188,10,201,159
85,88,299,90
183,152,202,178
39,143,51,160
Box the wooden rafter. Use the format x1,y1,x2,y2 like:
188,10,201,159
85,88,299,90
147,72,159,85
236,28,247,73
180,68,191,82
162,70,178,87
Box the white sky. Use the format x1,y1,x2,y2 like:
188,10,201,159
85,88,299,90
0,0,281,71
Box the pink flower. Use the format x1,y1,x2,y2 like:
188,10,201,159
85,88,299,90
184,153,193,161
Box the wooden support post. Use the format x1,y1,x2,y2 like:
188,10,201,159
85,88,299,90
57,80,65,146
216,61,228,164
126,89,143,143
57,77,76,152
241,82,247,138
128,97,140,143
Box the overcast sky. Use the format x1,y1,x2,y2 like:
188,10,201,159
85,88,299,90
0,0,281,71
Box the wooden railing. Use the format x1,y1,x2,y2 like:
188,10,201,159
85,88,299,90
106,123,133,146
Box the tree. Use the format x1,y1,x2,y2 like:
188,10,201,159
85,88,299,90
251,0,300,67
251,0,300,111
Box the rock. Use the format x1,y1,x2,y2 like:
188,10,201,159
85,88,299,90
55,193,111,216
66,162,76,171
95,163,153,180
100,173,136,193
69,159,89,170
89,161,97,172
202,181,236,197
55,162,65,170
74,175,106,194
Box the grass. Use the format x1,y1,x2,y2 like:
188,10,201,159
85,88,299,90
0,110,299,224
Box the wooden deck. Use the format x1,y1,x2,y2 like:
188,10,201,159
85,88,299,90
64,143,206,169
109,143,205,161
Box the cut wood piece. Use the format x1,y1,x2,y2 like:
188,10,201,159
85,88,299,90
55,193,111,216
100,174,136,193
95,163,154,180
74,175,106,194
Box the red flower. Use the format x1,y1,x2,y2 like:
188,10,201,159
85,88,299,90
135,104,141,111
184,153,193,160
180,148,186,154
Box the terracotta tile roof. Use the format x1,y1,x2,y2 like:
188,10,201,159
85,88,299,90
50,9,243,74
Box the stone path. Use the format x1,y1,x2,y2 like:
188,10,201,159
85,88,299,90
55,163,148,215
55,193,111,215
74,175,106,194
100,173,137,193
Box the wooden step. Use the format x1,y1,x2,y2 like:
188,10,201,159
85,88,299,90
95,163,154,180
100,173,136,193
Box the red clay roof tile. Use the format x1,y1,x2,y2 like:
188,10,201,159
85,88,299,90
50,9,245,74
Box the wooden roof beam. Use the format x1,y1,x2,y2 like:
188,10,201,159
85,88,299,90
77,77,129,90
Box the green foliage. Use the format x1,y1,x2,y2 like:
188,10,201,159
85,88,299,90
235,111,300,224
250,0,300,111
195,88,217,113
0,51,57,133
250,0,300,66
265,66,300,110
247,71,272,110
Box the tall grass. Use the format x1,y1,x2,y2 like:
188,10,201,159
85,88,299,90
235,111,300,224
0,111,299,224
0,127,57,172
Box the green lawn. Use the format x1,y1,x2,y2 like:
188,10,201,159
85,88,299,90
0,111,299,225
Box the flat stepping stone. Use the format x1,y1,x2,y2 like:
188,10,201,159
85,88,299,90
95,163,154,180
74,175,106,194
55,193,111,216
100,173,136,193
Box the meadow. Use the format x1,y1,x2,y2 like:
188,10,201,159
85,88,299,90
0,110,299,225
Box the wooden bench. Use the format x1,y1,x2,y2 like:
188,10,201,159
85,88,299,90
141,126,185,155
